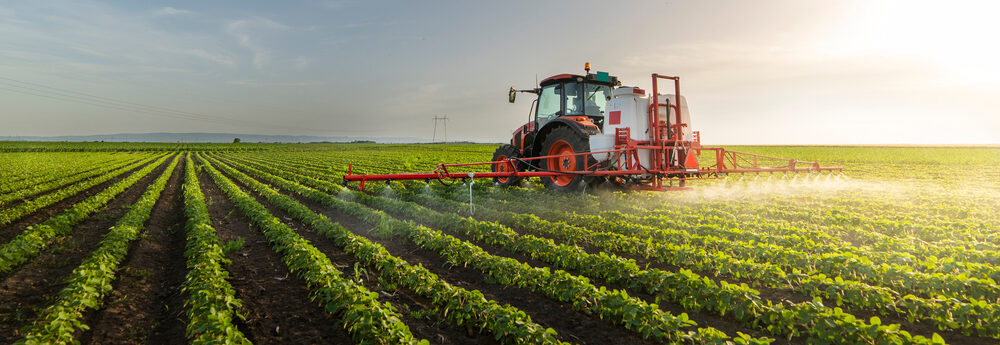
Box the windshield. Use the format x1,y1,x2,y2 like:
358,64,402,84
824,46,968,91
536,84,560,125
583,84,612,116
564,82,582,115
536,82,612,125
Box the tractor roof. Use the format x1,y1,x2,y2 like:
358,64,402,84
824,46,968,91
539,74,582,85
539,73,618,87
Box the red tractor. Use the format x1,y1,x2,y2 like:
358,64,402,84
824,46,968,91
344,64,841,192
497,63,619,191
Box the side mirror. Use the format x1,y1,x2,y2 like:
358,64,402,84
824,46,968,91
508,86,516,103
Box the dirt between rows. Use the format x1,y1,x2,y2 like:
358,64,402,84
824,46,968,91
214,172,664,344
0,155,152,244
77,157,187,344
2,153,985,345
194,167,354,344
0,155,172,343
452,189,988,345
217,166,499,345
378,195,797,345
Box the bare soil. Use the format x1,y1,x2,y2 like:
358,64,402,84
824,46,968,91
242,179,663,345
0,156,154,244
77,157,187,344
378,192,798,345
194,167,353,344
2,154,990,345
459,190,987,345
216,164,500,345
0,156,171,343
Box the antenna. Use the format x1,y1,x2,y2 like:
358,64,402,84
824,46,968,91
432,115,449,143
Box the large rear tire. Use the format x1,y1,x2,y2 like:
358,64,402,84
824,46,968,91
492,144,524,187
539,126,589,192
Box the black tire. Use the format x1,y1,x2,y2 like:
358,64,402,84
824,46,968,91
491,144,524,187
539,126,590,192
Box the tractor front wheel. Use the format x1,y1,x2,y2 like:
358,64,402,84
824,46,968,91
492,144,524,187
539,126,589,192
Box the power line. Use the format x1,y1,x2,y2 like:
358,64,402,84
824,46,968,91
0,77,240,123
0,86,233,124
432,115,449,142
0,76,408,134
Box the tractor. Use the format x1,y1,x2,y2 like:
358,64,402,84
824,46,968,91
344,64,841,192
497,63,618,191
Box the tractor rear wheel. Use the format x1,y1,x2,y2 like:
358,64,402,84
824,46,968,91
539,126,590,192
492,144,524,187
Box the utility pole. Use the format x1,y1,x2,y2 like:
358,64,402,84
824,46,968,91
432,115,449,143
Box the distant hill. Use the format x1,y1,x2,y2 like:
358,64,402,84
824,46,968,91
0,132,429,144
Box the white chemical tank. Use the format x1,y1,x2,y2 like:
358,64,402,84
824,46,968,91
590,88,695,170
589,86,660,167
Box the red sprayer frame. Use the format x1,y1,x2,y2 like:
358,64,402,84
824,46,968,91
344,74,842,191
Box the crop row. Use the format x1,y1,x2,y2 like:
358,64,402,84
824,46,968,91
420,182,1000,338
0,153,163,226
415,184,1000,338
200,155,569,344
0,152,120,183
616,194,1000,265
242,153,1000,302
623,209,1000,280
608,189,1000,258
178,153,252,343
0,153,139,197
483,185,1000,271
460,186,1000,304
609,210,1000,282
211,153,774,344
217,154,989,339
272,149,1000,268
223,154,964,343
0,154,170,273
14,154,180,344
195,154,426,345
0,155,141,206
239,152,1000,284
384,187,943,344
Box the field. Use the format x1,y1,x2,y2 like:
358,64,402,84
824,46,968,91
0,142,998,345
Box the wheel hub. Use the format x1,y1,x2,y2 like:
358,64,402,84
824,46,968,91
546,139,577,187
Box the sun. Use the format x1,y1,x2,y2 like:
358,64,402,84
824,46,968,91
828,0,1000,85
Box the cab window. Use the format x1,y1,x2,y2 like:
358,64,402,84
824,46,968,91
563,82,583,115
536,84,560,125
583,84,612,116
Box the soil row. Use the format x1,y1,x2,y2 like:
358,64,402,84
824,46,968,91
0,155,172,343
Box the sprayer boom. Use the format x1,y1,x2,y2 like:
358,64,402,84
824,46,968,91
343,68,843,191
343,146,841,191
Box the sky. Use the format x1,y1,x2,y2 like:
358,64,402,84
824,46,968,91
0,0,998,144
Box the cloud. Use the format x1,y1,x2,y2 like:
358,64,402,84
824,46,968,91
227,80,327,87
0,7,29,24
225,17,291,69
320,0,353,10
0,1,246,79
227,17,291,32
291,56,311,70
152,7,192,16
168,48,237,67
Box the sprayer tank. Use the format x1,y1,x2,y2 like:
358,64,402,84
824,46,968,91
589,87,693,169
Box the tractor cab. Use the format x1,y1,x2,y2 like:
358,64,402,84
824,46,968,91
506,67,619,157
499,64,620,191
534,74,616,130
